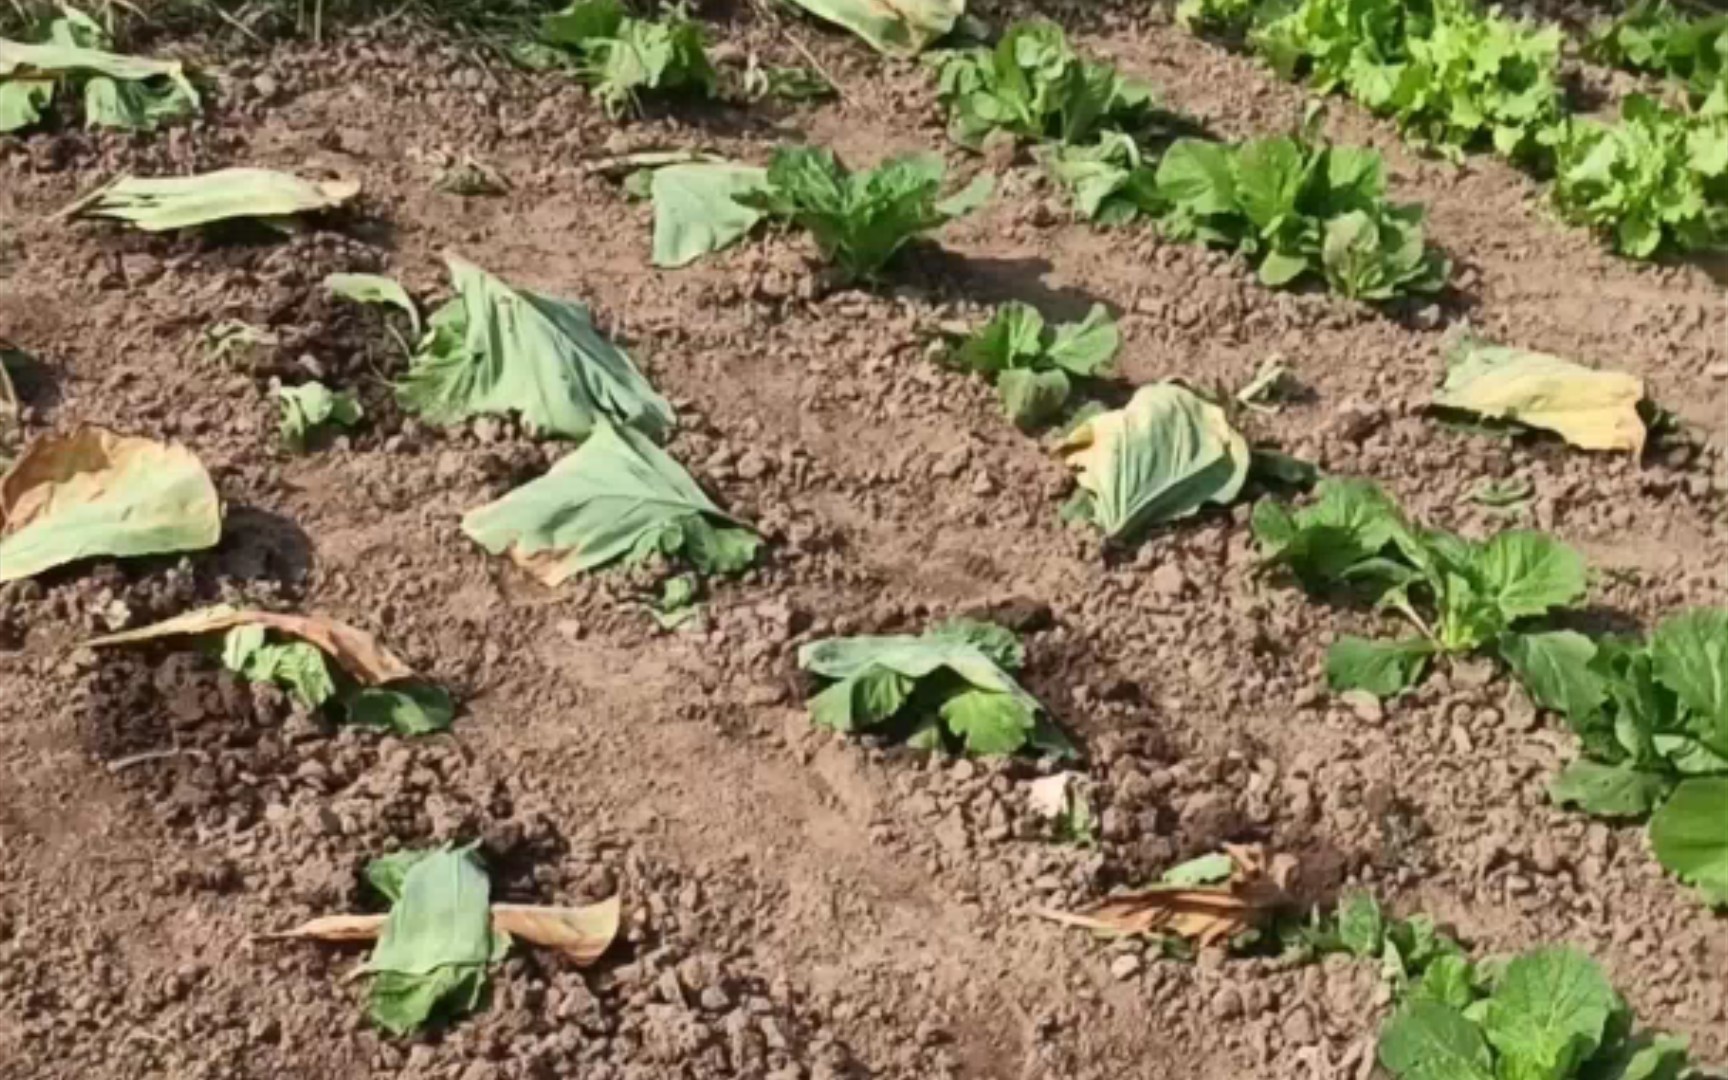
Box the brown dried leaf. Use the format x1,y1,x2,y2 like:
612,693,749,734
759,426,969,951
261,898,621,967
493,898,620,966
1035,846,1290,948
258,914,388,942
87,604,414,685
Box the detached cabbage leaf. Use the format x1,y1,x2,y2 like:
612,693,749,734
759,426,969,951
66,168,359,232
0,11,199,133
639,162,768,268
461,420,758,585
782,0,961,57
1437,339,1647,454
367,849,496,1035
0,427,220,582
1059,382,1250,542
397,255,674,441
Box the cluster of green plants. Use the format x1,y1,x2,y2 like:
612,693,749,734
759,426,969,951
1548,94,1728,258
514,0,714,116
1183,0,1565,163
1178,0,1728,257
1,4,201,133
942,302,1119,428
934,20,1447,300
1504,610,1728,908
1311,894,1697,1080
1153,126,1447,299
1588,0,1728,108
1252,478,1587,698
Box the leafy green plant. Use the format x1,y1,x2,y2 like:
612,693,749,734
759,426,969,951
0,5,199,133
1293,892,1471,997
1154,128,1448,299
1503,609,1728,907
1548,94,1728,258
798,618,1074,757
363,848,500,1035
1176,0,1261,39
932,19,1168,149
530,0,714,117
944,303,1119,428
1588,0,1728,107
738,146,992,281
1044,130,1163,223
1252,478,1587,698
1251,0,1565,163
1378,944,1693,1080
275,381,362,452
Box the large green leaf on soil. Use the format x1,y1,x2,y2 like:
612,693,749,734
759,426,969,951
782,0,962,56
1548,759,1669,818
0,427,220,582
366,849,494,1035
1326,636,1434,698
65,168,359,231
1059,382,1250,542
1480,946,1616,1080
1500,630,1605,723
397,256,674,442
643,162,768,268
461,420,756,585
1650,777,1728,907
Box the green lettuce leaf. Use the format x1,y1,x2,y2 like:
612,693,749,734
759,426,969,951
1500,630,1605,723
1378,999,1495,1080
1480,946,1615,1080
461,419,757,584
1326,635,1433,697
537,0,715,116
366,849,495,1035
1649,608,1728,753
220,624,337,708
1548,759,1670,818
782,0,961,57
396,255,674,441
1649,777,1728,906
640,162,768,268
0,18,199,133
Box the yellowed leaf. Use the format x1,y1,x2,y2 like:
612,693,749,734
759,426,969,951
261,898,621,967
1057,383,1250,540
493,898,620,966
1437,341,1646,454
0,426,221,582
1035,845,1291,948
258,913,388,942
87,604,414,685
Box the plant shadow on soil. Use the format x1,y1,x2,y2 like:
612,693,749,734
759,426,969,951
913,248,1122,321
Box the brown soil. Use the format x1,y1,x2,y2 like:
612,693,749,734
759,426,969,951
2,2,1725,1078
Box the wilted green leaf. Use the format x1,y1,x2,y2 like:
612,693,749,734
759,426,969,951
66,169,359,232
799,622,1070,757
783,0,961,57
0,24,199,133
639,162,768,268
325,273,421,337
367,849,494,1035
397,255,674,442
0,427,220,582
1059,382,1250,543
462,420,757,585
